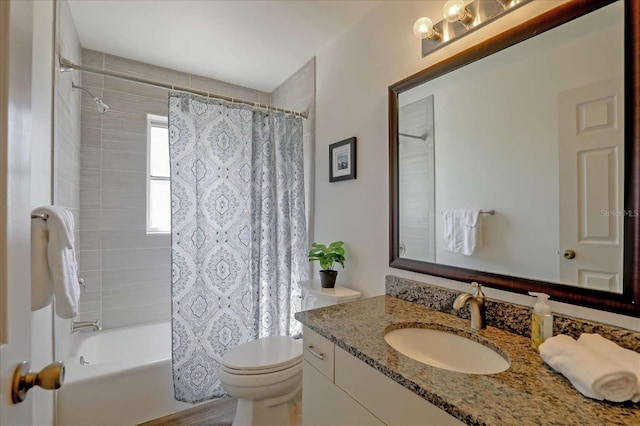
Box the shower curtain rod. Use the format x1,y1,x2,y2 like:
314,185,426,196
59,57,309,119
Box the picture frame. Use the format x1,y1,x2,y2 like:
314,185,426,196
329,137,357,182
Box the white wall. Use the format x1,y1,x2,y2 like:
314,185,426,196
314,0,640,331
30,1,54,424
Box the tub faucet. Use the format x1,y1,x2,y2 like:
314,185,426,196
453,282,486,330
71,320,101,333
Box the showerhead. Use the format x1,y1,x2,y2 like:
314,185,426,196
95,98,110,114
71,82,110,114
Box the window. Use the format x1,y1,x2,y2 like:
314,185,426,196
147,115,170,233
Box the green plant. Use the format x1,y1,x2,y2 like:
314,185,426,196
307,241,346,271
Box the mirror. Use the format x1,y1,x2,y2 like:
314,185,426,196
389,0,640,316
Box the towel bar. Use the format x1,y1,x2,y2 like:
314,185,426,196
440,210,496,215
31,213,49,220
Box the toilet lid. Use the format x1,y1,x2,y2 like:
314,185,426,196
221,336,303,372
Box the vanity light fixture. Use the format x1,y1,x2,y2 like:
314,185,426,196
443,0,474,24
413,17,441,40
414,0,532,57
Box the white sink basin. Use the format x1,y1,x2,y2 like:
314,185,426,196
384,327,510,375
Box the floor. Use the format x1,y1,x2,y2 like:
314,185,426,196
139,396,302,426
139,398,237,426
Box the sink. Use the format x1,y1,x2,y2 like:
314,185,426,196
384,327,510,374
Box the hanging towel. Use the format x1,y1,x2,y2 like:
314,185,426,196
443,208,482,255
31,214,53,311
538,334,638,402
577,333,640,402
31,206,81,318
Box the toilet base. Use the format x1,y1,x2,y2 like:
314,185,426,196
232,392,301,426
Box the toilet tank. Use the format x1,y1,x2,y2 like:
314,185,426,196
298,280,361,311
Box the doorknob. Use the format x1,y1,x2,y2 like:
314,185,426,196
11,361,65,404
563,249,576,260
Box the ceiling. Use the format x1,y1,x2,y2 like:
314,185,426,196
67,0,381,93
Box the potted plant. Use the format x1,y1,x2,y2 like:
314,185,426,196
307,241,346,288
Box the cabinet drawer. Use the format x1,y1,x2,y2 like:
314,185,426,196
303,326,335,381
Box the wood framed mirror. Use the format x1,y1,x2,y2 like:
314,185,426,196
389,0,639,317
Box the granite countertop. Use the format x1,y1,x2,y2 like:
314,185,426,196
294,295,640,426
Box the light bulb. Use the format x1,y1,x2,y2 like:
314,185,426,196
413,17,440,40
443,0,473,24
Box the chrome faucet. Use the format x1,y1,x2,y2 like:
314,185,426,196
453,282,486,330
71,320,101,333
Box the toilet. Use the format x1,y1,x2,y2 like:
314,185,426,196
219,280,361,426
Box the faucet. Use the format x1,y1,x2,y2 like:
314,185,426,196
71,320,101,334
453,282,486,330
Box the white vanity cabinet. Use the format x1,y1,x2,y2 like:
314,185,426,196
302,327,465,426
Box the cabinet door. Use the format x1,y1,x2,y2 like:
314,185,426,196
335,347,464,426
303,362,384,426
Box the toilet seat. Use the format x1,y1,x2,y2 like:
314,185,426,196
221,336,302,375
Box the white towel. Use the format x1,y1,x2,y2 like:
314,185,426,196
31,214,53,310
31,206,81,319
443,208,481,256
539,334,637,402
577,333,640,402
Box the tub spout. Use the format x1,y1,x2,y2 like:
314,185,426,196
71,320,101,334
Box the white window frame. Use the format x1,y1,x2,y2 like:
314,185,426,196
146,114,170,234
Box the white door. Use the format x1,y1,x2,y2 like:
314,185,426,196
558,77,624,292
0,1,34,424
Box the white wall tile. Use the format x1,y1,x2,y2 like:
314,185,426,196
102,111,146,134
79,250,102,271
102,248,170,271
102,130,146,153
101,230,170,249
102,265,170,289
102,283,170,310
78,269,102,293
79,291,101,313
101,150,145,173
79,230,101,251
101,170,145,192
102,302,170,329
99,208,146,230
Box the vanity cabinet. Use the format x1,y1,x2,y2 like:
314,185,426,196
302,327,464,426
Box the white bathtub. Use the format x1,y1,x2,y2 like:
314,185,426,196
58,321,198,426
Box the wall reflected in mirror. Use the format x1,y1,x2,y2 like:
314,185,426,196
396,1,624,293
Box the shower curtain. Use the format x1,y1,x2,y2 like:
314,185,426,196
168,93,308,403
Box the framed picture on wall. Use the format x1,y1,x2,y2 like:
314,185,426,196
329,137,357,182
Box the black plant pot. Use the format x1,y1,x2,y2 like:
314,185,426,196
319,270,338,288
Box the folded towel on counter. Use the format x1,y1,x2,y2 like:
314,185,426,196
31,206,81,319
539,334,638,402
31,214,53,311
443,209,482,256
577,333,640,402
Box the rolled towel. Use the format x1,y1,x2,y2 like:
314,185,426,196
578,333,640,403
539,334,637,402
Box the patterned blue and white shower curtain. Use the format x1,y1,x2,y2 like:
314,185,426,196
168,93,308,403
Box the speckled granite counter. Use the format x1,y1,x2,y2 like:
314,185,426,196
294,296,640,426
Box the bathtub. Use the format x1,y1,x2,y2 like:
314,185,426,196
57,321,198,426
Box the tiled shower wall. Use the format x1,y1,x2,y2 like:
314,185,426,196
54,0,82,353
398,96,435,262
78,49,271,328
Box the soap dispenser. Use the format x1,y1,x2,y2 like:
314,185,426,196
528,292,553,350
